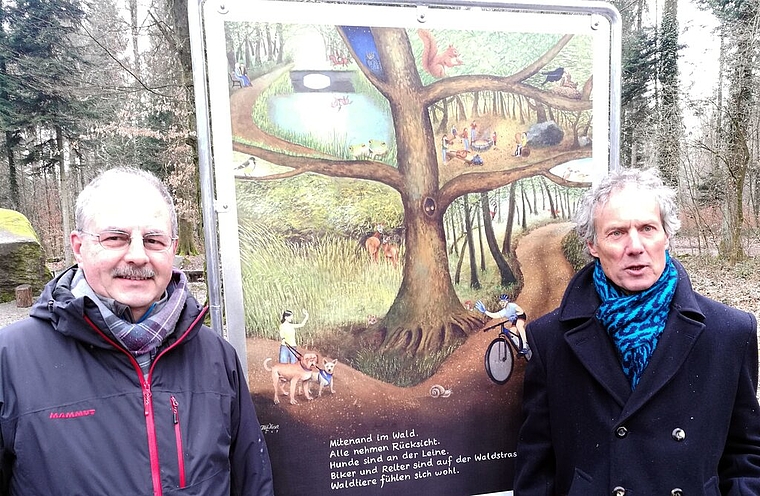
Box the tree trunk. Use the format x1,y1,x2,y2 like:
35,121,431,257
718,8,753,263
57,126,73,265
381,194,481,355
657,0,681,187
463,194,480,289
5,131,19,210
502,182,517,255
480,192,517,287
477,201,486,272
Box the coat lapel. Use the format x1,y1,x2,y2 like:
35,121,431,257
619,283,705,421
565,320,632,407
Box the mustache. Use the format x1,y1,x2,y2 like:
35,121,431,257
111,266,155,279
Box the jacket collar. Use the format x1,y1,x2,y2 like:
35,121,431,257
560,259,706,417
30,266,206,351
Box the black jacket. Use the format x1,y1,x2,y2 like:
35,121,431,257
0,267,273,495
515,260,760,495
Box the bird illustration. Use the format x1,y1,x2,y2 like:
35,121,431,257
541,67,565,85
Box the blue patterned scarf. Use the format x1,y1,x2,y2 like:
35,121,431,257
593,253,678,390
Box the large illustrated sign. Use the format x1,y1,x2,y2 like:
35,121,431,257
189,0,620,494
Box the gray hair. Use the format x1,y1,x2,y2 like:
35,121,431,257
574,167,680,251
75,167,178,236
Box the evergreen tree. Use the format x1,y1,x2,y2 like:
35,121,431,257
656,0,682,187
0,0,89,210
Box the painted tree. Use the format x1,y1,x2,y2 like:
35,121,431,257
235,27,591,355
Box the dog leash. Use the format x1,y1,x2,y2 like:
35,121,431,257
284,342,326,373
284,342,303,360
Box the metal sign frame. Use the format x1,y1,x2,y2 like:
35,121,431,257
188,1,620,494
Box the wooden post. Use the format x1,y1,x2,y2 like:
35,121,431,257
15,284,33,308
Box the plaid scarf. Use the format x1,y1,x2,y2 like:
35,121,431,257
72,269,188,356
593,253,678,390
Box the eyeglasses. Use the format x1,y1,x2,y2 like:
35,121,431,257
78,229,177,252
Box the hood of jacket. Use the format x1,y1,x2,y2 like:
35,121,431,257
28,265,207,350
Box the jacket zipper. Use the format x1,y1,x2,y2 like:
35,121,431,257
142,379,163,495
170,396,186,488
83,307,207,496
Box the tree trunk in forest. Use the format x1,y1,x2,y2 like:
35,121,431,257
455,96,467,124
719,23,752,263
129,0,141,79
470,91,480,120
477,204,486,272
381,193,481,355
481,192,517,287
5,131,18,210
454,236,467,285
536,103,547,123
657,0,681,187
56,126,73,266
501,182,517,255
167,0,200,256
541,178,558,219
447,213,458,257
463,194,480,289
438,98,450,135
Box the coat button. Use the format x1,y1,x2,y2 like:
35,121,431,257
615,426,628,438
613,486,626,496
671,488,683,496
672,428,686,441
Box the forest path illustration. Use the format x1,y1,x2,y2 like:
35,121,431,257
245,222,577,434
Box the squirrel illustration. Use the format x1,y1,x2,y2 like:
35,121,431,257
418,29,463,78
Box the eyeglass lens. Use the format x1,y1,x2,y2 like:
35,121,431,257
96,230,173,251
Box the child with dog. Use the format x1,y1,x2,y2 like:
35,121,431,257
279,308,309,363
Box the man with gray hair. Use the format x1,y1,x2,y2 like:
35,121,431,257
514,167,760,495
0,167,273,495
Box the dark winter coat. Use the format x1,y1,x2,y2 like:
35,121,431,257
514,260,760,496
0,267,273,495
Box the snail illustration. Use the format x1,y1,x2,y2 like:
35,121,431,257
430,385,453,398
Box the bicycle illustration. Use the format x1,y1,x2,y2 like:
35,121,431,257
481,317,530,385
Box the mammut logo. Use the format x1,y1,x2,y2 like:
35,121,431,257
49,409,96,419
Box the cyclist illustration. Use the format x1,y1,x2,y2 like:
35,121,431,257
476,295,531,384
476,295,529,354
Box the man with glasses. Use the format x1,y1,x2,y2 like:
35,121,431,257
0,167,273,495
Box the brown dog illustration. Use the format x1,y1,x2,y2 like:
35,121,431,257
263,353,318,405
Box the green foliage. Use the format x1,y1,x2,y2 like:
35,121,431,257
237,173,403,238
620,27,658,167
1,0,89,131
696,0,757,22
561,228,591,272
238,224,401,340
